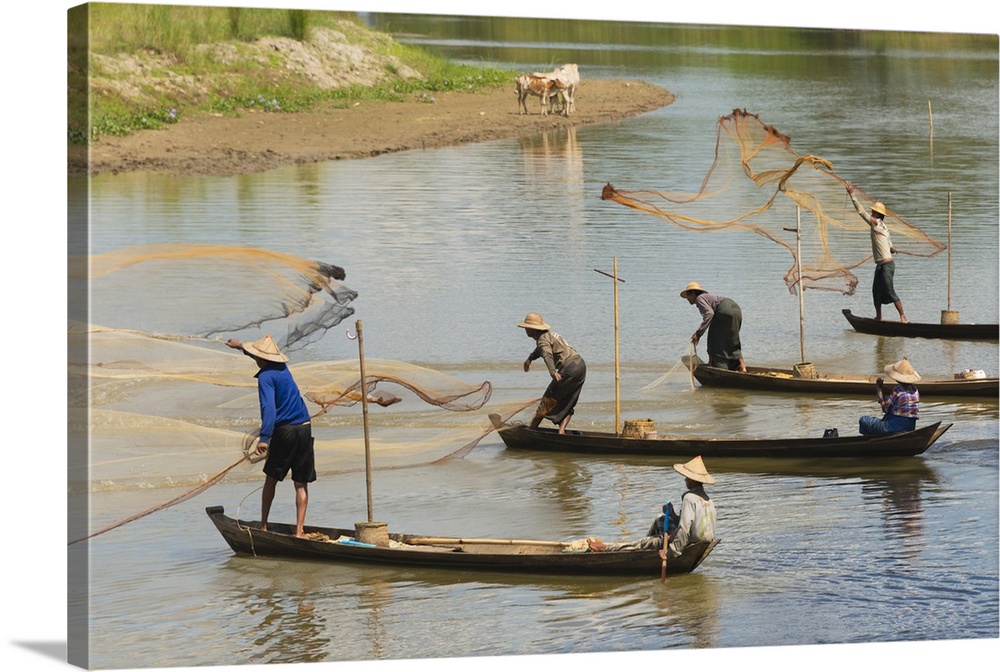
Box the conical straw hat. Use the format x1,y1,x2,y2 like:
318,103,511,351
884,357,920,383
517,312,550,331
680,281,707,298
673,455,715,484
243,334,289,363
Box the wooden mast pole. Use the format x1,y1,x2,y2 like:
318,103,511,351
354,319,374,522
947,192,952,311
796,206,806,363
783,206,806,364
594,261,625,435
613,257,621,435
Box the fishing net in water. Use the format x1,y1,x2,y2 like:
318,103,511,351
70,326,514,542
69,243,509,542
601,108,946,295
73,243,359,352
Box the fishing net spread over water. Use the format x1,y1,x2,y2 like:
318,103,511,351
70,244,503,541
601,109,946,295
76,243,359,352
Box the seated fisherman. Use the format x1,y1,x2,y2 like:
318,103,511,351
859,357,920,436
587,456,717,558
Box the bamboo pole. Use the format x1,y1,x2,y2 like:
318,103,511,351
406,536,569,547
796,207,806,364
783,206,806,365
613,257,621,435
947,192,952,310
594,261,625,435
354,319,374,522
928,100,934,158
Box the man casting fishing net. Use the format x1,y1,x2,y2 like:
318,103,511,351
227,334,315,538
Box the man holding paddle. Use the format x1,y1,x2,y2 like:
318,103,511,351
588,456,717,573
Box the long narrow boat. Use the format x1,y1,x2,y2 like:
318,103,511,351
491,416,952,459
842,309,998,341
690,362,998,398
206,506,718,576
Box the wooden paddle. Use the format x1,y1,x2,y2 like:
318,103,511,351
660,532,670,583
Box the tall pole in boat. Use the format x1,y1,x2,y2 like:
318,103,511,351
947,192,952,311
796,206,806,364
783,207,806,364
940,192,960,324
594,260,625,435
613,257,621,435
355,318,374,522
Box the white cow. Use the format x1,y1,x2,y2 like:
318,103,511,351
531,63,580,116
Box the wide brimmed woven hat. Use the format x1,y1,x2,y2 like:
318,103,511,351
673,455,715,484
517,312,550,331
243,334,289,363
680,281,707,298
884,357,920,383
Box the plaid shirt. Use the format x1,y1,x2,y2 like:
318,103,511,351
880,384,920,419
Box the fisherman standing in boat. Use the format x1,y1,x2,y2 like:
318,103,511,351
846,181,908,323
859,357,921,435
518,312,587,434
681,282,747,373
226,334,315,538
588,456,717,557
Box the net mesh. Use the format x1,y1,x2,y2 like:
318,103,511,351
74,243,359,352
601,108,946,295
70,244,510,542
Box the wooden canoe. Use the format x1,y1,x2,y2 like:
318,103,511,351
206,506,718,576
843,309,998,341
491,416,952,459
690,362,998,398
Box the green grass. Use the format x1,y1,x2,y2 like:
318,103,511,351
68,3,516,145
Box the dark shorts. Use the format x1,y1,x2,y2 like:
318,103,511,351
263,422,315,484
873,260,900,306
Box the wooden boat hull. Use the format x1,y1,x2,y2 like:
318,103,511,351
206,506,718,576
691,363,998,398
843,308,998,341
493,418,951,459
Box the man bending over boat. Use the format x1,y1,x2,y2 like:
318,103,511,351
518,312,587,434
859,357,921,436
680,282,747,373
588,456,716,558
226,335,315,537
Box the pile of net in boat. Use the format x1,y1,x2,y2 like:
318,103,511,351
601,108,946,295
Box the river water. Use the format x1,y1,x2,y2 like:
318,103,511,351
65,9,997,672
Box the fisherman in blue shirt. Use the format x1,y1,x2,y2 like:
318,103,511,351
227,334,314,537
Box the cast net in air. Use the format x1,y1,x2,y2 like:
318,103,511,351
69,244,514,543
75,243,359,352
601,108,946,295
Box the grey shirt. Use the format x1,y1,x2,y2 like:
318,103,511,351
528,330,581,375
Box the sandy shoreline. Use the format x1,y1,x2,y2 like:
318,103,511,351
70,79,674,177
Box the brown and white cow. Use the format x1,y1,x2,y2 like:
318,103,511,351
516,74,560,115
530,63,580,116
